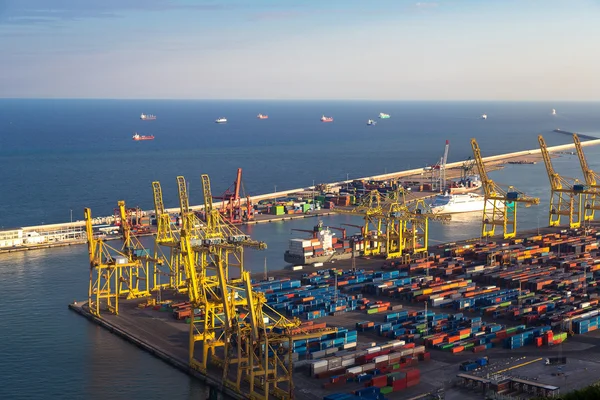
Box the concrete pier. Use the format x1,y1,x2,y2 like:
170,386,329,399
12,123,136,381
3,139,600,255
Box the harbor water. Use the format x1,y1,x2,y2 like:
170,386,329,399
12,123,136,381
0,100,599,399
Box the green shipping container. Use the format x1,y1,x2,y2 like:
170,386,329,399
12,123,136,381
271,206,285,215
380,387,393,395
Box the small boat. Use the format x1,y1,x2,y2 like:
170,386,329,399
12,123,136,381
140,113,156,120
367,119,376,126
379,113,390,119
257,114,269,119
132,133,155,141
481,114,488,120
321,115,333,122
215,117,227,123
552,109,556,116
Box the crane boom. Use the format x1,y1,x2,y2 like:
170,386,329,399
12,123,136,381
442,140,450,190
538,134,593,228
470,139,492,198
177,175,190,214
538,135,563,190
234,168,242,200
202,174,214,214
573,134,600,221
471,138,539,239
118,200,131,249
573,134,600,188
84,208,95,263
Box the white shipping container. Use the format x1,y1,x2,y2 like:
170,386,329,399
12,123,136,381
313,262,324,267
362,363,375,371
303,251,314,256
312,360,328,369
342,354,356,361
343,342,357,350
292,265,303,271
302,240,313,248
374,355,389,364
346,366,363,375
341,359,354,367
390,340,405,348
413,345,425,354
366,346,381,354
326,348,338,355
399,348,414,357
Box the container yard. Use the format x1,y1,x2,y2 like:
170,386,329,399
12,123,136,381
71,222,600,400
64,134,600,400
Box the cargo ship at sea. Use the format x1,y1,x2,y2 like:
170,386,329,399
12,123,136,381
132,133,154,141
140,113,156,120
320,115,333,123
215,117,227,123
379,113,390,119
257,114,269,119
284,221,362,265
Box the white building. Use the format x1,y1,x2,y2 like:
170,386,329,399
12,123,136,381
0,228,24,248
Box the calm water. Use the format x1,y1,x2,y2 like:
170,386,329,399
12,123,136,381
0,100,599,399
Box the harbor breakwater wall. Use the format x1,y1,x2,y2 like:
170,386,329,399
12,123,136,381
14,139,600,232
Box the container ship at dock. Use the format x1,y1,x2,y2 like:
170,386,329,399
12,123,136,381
284,221,363,265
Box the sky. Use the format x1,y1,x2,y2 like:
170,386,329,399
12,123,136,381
1,0,599,100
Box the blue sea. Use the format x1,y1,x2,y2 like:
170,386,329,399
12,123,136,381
0,99,599,399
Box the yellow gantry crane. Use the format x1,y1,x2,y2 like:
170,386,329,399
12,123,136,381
175,174,336,400
573,134,600,221
115,200,156,299
538,134,594,229
177,174,268,376
471,138,540,239
86,207,139,316
151,181,186,291
334,188,448,259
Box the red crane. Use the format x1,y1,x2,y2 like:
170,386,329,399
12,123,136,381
213,168,255,224
113,205,149,234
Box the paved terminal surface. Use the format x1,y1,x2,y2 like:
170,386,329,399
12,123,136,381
71,225,600,399
73,281,600,399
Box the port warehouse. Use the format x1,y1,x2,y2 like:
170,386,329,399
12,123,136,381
0,222,118,249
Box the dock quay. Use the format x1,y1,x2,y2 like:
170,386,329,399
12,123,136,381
4,138,600,256
70,224,600,400
553,129,598,141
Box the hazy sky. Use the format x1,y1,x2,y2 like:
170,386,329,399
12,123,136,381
1,0,599,100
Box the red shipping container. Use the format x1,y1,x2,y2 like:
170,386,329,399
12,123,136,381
371,375,388,388
392,379,407,391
